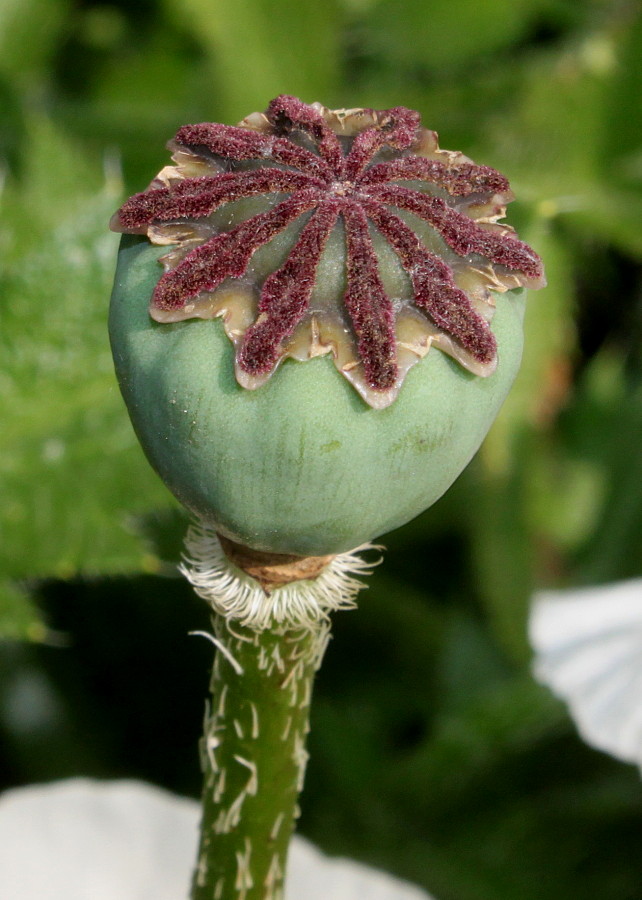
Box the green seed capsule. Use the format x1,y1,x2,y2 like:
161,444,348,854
109,97,543,557
110,238,526,556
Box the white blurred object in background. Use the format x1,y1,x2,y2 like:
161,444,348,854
0,778,434,900
530,578,642,768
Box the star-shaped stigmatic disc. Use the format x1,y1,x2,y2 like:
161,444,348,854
111,95,545,408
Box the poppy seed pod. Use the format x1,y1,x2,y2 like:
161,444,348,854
109,96,545,557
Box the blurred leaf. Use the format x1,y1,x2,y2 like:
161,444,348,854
483,214,576,471
486,40,610,199
0,72,26,173
56,24,212,191
162,0,341,121
398,666,563,814
467,216,577,660
0,582,45,642
530,452,606,551
0,0,70,87
0,116,175,638
574,381,642,584
483,11,642,257
601,3,642,191
362,0,543,70
468,451,536,663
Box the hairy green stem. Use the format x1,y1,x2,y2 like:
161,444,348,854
190,614,329,900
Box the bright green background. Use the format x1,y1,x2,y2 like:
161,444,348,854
1,1,642,898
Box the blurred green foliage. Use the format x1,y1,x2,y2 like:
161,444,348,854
1,0,641,897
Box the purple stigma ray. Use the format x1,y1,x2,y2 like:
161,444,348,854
359,156,511,198
111,96,545,405
266,95,345,176
342,201,398,389
344,106,420,181
364,183,543,281
239,202,341,376
115,169,324,231
153,189,322,310
360,197,497,363
174,122,335,181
